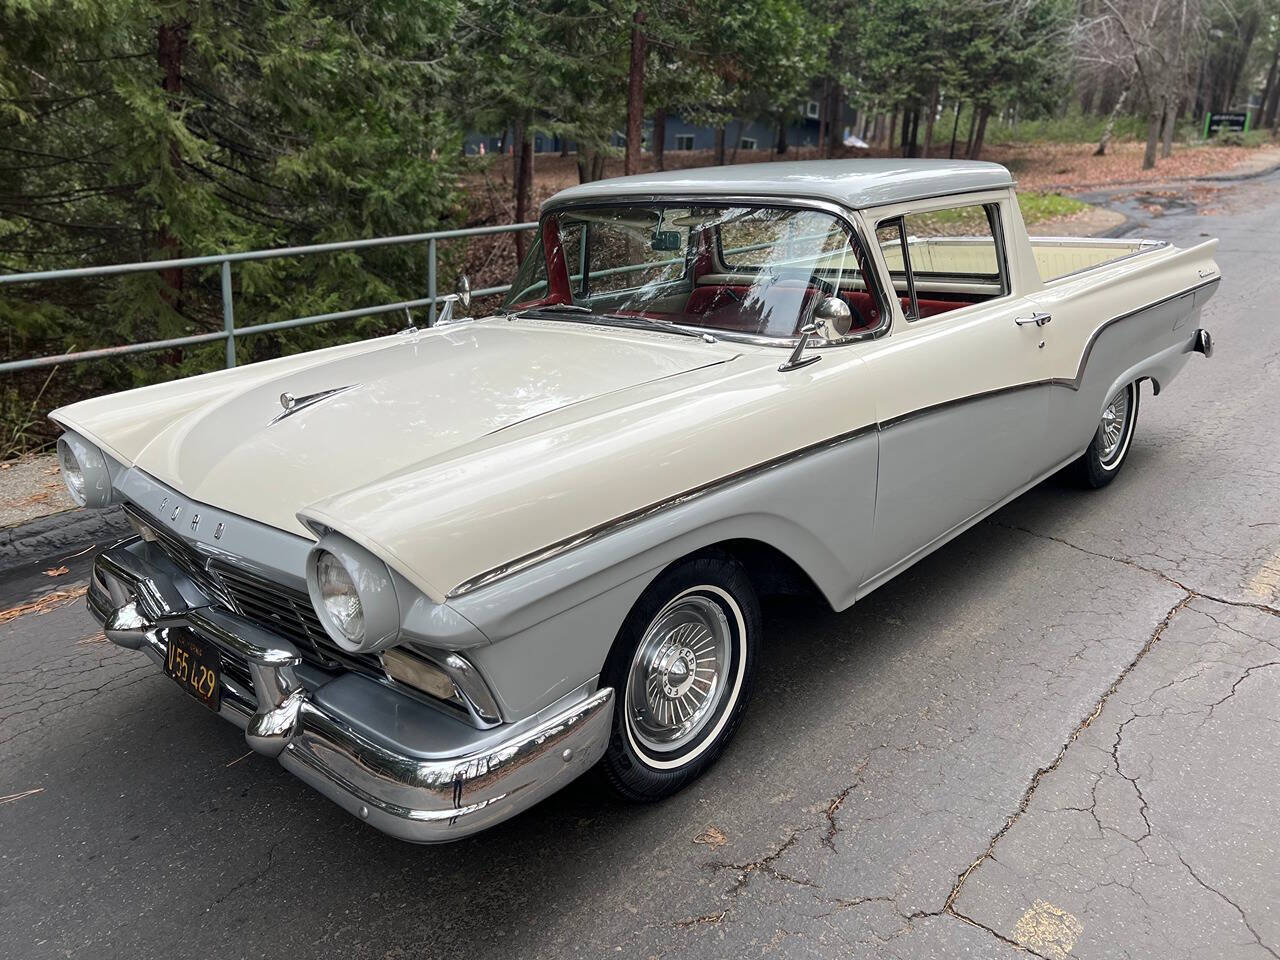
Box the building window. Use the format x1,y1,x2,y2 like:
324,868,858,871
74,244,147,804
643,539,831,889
739,137,757,151
805,100,820,119
675,134,694,151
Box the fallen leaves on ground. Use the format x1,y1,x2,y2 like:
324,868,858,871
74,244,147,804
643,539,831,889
989,140,1277,192
0,585,88,625
13,489,53,508
693,826,728,847
0,787,45,805
43,565,69,577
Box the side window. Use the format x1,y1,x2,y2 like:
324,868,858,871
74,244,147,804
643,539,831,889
879,203,1008,321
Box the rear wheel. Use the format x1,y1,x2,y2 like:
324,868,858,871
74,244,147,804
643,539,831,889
600,552,760,802
1071,381,1139,488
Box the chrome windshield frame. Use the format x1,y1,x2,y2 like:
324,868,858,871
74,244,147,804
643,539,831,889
523,193,894,350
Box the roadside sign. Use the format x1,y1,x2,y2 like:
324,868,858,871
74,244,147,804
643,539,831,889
1204,111,1251,137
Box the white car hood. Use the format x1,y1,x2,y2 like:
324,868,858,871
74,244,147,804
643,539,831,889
52,318,741,539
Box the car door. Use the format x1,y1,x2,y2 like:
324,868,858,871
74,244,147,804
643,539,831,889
856,196,1054,591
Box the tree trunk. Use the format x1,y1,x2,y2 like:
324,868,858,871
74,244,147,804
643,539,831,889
817,77,829,157
922,85,939,158
1223,11,1261,110
652,109,666,170
1142,104,1161,170
969,105,990,160
592,152,605,181
887,111,898,156
947,101,963,158
156,18,188,308
624,9,646,175
1094,76,1131,156
730,120,741,163
1160,96,1178,159
827,83,842,155
1079,79,1097,116
963,105,978,157
1261,43,1280,129
514,132,533,260
776,116,787,154
714,126,726,165
1259,59,1280,128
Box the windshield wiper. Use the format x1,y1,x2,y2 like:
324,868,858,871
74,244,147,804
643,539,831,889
511,304,716,342
510,303,593,315
597,314,717,343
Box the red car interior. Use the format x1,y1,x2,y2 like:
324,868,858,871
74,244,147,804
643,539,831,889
525,214,983,336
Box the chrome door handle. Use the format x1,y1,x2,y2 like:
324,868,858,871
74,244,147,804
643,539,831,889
1015,312,1051,327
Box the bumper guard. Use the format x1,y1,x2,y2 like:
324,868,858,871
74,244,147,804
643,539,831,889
88,538,614,842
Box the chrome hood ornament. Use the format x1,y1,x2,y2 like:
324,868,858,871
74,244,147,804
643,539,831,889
270,384,360,425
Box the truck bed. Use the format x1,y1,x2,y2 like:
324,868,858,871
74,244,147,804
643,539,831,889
1029,236,1168,284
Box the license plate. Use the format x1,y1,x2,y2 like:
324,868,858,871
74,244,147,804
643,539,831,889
164,629,221,711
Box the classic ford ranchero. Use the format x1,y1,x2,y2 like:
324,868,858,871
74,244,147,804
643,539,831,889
55,160,1218,841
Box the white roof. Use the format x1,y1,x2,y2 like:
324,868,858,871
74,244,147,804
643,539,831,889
544,158,1014,212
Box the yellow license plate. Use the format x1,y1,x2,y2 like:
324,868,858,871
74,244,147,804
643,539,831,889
164,629,221,711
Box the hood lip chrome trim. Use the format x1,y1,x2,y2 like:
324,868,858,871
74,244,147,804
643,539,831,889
269,383,361,425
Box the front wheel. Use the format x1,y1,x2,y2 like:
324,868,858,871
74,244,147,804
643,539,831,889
600,552,760,802
1071,381,1140,488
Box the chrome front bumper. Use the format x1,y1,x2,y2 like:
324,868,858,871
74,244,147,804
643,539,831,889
88,538,614,842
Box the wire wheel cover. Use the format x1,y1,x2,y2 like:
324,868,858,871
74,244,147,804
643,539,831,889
1099,386,1131,463
624,593,733,755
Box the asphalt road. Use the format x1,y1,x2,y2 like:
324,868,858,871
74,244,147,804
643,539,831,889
3,173,1279,960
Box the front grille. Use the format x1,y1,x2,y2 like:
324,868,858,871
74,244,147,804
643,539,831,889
128,505,234,608
125,501,373,674
208,560,344,667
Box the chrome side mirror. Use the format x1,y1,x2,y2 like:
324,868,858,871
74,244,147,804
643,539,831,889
812,296,852,341
456,274,472,310
779,295,852,373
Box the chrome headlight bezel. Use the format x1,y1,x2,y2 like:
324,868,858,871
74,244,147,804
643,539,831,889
56,431,114,508
306,533,400,653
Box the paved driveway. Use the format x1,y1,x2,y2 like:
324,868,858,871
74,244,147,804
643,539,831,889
2,174,1278,959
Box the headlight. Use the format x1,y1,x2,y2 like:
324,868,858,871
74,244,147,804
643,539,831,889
316,551,364,644
306,533,401,653
56,432,113,508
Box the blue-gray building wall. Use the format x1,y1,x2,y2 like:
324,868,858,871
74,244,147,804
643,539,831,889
463,113,837,156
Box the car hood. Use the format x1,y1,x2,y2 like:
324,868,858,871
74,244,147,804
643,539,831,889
52,318,743,539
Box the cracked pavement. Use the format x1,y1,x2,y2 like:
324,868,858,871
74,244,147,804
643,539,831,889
2,173,1278,959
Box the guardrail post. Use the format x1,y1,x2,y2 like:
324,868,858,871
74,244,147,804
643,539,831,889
427,237,437,326
220,260,236,368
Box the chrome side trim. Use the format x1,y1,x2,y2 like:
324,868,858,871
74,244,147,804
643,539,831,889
450,277,1218,597
1048,277,1219,391
446,421,878,598
879,380,1051,430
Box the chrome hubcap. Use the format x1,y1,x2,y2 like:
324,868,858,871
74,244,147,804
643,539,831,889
625,594,731,754
1099,387,1130,463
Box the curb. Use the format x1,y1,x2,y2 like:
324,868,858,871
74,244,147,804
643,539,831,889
1192,157,1280,182
0,505,130,574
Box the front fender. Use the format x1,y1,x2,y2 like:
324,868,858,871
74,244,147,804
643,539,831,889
451,428,878,718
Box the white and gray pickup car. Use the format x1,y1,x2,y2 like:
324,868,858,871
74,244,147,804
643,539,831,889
54,159,1218,842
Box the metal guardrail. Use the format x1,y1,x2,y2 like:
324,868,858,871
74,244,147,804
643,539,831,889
0,221,538,375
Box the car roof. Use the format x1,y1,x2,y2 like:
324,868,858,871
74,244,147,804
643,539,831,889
543,158,1014,212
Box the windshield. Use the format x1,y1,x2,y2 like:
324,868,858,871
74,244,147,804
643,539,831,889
503,203,884,341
